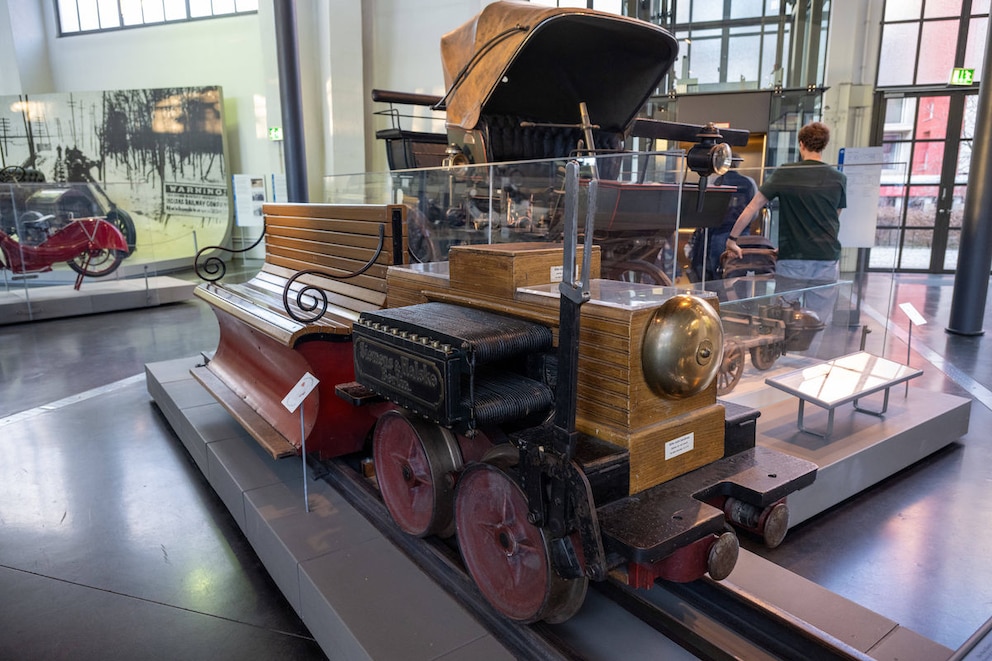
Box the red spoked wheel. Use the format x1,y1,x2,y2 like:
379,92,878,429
454,463,587,624
373,410,462,538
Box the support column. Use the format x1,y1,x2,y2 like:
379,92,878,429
272,0,308,203
947,31,992,335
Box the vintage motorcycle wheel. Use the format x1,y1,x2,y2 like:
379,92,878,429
67,248,124,278
105,209,137,256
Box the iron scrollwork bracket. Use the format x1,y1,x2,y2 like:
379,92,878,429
194,224,267,282
281,223,386,323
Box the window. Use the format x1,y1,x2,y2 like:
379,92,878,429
56,0,258,36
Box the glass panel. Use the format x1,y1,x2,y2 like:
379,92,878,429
189,0,212,18
877,186,906,228
905,186,939,227
676,1,690,23
965,17,989,81
881,141,911,180
909,141,944,180
693,2,724,22
884,96,916,130
914,96,950,140
924,0,962,18
726,34,761,85
870,229,901,269
212,0,237,14
948,185,966,229
97,0,121,28
164,0,187,21
973,0,991,13
591,0,624,14
885,0,922,21
731,0,765,19
58,0,81,32
689,37,722,84
877,23,919,86
917,20,959,84
944,229,961,269
78,0,100,30
901,228,933,268
960,95,978,178
120,0,143,25
141,0,166,23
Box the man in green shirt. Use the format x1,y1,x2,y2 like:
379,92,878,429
724,121,847,347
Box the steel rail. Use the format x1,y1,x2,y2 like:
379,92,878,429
316,454,882,661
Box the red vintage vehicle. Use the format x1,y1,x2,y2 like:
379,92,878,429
0,214,129,290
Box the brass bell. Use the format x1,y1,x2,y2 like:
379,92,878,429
641,294,724,398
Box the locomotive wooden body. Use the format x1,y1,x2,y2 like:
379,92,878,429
341,180,817,622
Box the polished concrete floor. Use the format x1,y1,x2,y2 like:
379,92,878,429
1,266,991,657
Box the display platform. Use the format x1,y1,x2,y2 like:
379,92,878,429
0,275,196,324
724,376,970,526
146,355,955,660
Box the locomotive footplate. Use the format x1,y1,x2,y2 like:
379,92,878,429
597,446,817,565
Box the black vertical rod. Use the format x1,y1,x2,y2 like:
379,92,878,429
272,0,309,203
947,33,992,335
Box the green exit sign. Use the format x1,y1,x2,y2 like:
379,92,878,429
950,68,975,86
268,126,284,141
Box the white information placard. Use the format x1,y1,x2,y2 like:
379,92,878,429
899,302,928,326
281,372,319,412
837,147,884,248
232,174,266,227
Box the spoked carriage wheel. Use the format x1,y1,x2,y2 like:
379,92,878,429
454,463,587,624
67,248,124,278
372,410,463,538
749,343,781,371
717,341,744,395
606,260,673,286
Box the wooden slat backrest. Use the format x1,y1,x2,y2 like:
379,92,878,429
258,202,407,298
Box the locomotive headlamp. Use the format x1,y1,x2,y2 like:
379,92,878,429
686,123,733,177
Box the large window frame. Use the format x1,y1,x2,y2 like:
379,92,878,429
56,0,258,36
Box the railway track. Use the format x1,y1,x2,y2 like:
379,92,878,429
315,455,883,661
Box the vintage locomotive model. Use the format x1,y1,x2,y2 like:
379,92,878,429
194,2,819,625
337,165,816,623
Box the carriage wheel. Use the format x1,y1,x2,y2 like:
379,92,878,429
717,341,744,395
454,463,587,623
749,343,781,371
606,260,673,286
67,248,123,278
373,410,461,538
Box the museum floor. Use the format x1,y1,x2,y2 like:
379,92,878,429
1,266,991,659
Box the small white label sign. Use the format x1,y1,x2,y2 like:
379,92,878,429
665,432,694,460
899,302,928,326
550,265,564,282
281,372,319,412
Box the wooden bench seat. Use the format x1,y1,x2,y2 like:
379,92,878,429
192,202,408,459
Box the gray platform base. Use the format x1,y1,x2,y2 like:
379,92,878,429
755,388,971,526
0,275,196,324
146,356,954,661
